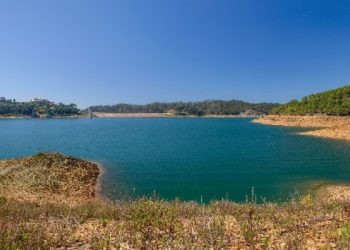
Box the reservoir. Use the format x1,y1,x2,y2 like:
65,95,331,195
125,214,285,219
1,118,350,202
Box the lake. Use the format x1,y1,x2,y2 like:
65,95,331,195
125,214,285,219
1,118,350,202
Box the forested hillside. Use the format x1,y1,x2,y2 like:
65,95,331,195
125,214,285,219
0,98,80,117
89,100,279,116
272,85,350,115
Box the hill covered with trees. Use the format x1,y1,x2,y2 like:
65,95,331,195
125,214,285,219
0,98,80,118
89,100,279,116
272,85,350,116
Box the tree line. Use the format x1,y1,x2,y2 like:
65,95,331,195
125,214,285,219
0,99,80,117
89,100,279,116
272,85,350,116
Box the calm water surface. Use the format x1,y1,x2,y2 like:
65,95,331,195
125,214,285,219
1,118,350,202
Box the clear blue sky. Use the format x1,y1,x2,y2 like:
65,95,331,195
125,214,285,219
1,0,349,108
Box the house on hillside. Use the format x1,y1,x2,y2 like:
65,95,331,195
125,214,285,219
30,97,49,103
0,97,5,101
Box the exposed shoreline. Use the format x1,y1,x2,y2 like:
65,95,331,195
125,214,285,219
297,180,350,203
93,161,105,201
2,152,348,205
253,115,350,140
254,115,350,201
317,184,350,203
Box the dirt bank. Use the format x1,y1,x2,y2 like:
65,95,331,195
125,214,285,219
254,115,350,140
0,153,100,204
317,184,350,203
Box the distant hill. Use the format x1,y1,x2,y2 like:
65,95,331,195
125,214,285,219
272,85,350,116
0,98,80,118
89,100,279,116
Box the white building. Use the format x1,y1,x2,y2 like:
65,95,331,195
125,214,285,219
30,97,49,103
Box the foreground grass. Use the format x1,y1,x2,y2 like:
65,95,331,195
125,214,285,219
1,196,350,249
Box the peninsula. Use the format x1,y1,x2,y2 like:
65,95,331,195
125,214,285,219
254,85,350,140
0,97,81,118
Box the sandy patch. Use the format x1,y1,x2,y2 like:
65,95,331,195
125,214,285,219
254,115,350,140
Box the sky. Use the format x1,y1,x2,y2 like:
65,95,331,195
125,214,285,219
0,0,350,108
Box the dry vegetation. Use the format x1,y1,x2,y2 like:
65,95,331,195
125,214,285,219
1,153,350,249
0,153,99,204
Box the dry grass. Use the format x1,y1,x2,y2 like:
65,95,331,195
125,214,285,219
0,153,99,205
1,196,350,249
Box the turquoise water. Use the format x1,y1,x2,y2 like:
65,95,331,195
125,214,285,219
1,118,350,202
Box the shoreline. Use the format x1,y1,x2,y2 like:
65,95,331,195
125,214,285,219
297,180,350,202
253,115,350,140
316,184,350,202
87,159,350,206
3,153,348,205
93,161,105,201
1,153,349,204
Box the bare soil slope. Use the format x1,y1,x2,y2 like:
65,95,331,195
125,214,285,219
0,153,99,204
254,115,350,140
